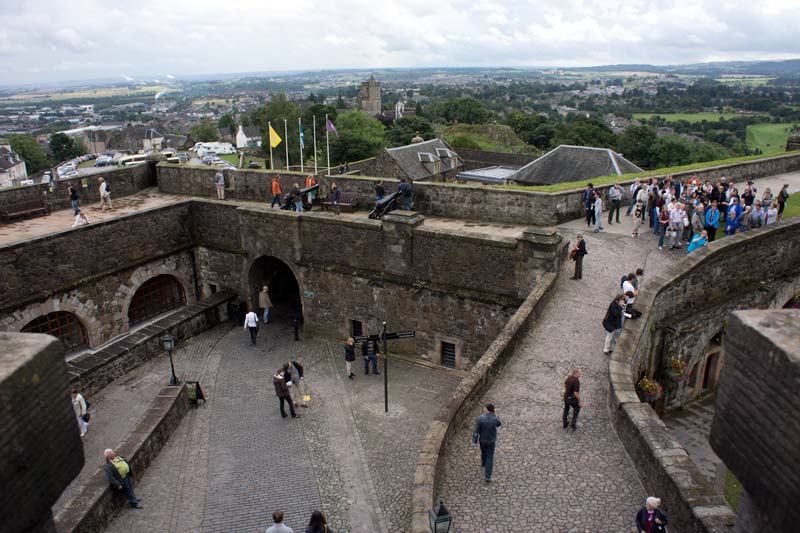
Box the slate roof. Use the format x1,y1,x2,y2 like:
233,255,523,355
510,145,643,186
383,138,462,181
241,126,261,138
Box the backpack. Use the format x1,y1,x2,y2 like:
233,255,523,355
620,275,628,290
112,456,130,479
105,183,110,194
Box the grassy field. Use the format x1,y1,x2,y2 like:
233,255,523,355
220,153,270,168
632,112,760,123
746,123,795,155
716,77,776,86
441,124,536,154
784,192,800,219
0,84,165,103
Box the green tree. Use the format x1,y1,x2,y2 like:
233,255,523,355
551,117,615,149
650,135,693,168
189,120,220,142
8,134,51,173
616,125,657,168
218,114,237,131
385,116,434,146
72,138,88,157
335,95,347,109
48,132,85,163
415,102,423,117
444,97,490,124
330,110,386,165
258,93,302,166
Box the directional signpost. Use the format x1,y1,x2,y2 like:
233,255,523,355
354,323,416,413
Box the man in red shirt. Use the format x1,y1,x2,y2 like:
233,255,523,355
270,177,283,208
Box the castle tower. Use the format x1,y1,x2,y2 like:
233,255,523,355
358,75,382,116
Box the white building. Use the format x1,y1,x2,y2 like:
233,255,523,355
236,125,262,149
0,145,28,187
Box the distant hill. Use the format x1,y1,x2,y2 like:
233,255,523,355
442,124,537,154
570,59,800,77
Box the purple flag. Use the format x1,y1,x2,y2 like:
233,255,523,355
326,117,339,137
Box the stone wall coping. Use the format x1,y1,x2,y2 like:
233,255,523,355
410,272,558,533
233,201,384,231
53,383,189,533
412,225,519,247
0,199,193,253
608,218,800,532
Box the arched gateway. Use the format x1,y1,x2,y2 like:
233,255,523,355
247,256,303,323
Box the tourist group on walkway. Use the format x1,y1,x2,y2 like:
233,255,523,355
265,509,330,532
582,176,790,253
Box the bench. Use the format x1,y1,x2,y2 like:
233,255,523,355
321,192,360,213
0,198,51,223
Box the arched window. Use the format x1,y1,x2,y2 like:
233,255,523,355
21,311,89,352
128,275,186,326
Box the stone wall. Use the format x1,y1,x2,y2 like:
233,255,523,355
608,217,800,533
410,272,559,532
0,203,197,347
0,162,154,212
0,334,84,533
710,309,800,532
54,383,189,533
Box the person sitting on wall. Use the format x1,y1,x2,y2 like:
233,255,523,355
103,449,142,509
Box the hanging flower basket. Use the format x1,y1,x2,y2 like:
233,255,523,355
637,376,662,402
664,357,688,383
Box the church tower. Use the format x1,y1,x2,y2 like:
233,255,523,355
358,74,382,116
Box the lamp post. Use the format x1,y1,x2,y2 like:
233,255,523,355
428,500,453,533
161,333,179,386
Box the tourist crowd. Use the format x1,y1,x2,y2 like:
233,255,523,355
582,176,790,253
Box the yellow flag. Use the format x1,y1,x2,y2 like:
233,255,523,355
269,124,282,148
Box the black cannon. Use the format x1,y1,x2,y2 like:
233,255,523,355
368,191,401,219
281,183,319,212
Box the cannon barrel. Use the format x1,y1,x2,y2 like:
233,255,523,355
368,191,401,219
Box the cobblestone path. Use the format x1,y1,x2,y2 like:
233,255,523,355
437,223,681,532
106,321,460,532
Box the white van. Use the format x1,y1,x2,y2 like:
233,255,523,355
117,154,148,167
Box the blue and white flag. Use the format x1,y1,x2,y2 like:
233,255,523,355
299,120,305,150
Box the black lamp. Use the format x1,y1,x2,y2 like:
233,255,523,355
161,332,179,386
428,500,453,533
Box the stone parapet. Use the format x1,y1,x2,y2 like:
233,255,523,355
0,334,84,533
608,218,800,532
53,383,189,533
410,272,558,533
710,309,800,532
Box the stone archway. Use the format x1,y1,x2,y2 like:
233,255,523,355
117,261,195,333
127,274,187,326
247,256,303,323
1,291,103,348
20,311,90,353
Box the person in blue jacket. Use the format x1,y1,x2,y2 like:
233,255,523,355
724,197,743,235
687,230,708,254
703,201,720,242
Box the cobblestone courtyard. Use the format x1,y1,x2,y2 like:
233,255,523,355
97,321,460,533
437,217,682,532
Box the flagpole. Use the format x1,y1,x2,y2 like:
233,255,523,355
299,117,304,173
268,121,274,170
313,116,318,175
325,113,330,176
284,119,289,171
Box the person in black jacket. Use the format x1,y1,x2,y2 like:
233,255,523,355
344,337,356,379
635,497,668,533
273,368,299,418
603,294,626,356
570,234,588,280
330,181,341,215
362,338,380,375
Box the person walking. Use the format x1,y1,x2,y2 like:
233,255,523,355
562,368,583,431
290,183,303,212
472,404,502,483
602,295,625,356
103,449,142,509
635,497,669,533
273,368,299,419
362,338,380,375
593,191,604,232
582,183,595,228
214,170,225,200
271,177,283,208
259,286,273,324
569,233,588,280
607,183,623,224
398,178,413,210
305,510,329,533
71,387,89,437
244,307,259,345
98,177,112,211
344,337,356,379
68,183,80,215
266,510,294,533
286,360,307,409
329,181,341,215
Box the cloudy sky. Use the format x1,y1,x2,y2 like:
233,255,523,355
1,0,799,85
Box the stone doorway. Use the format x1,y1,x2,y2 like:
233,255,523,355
248,256,302,324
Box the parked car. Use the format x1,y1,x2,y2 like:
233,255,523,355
95,155,113,166
248,161,260,169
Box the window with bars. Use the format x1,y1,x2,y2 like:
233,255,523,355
351,320,363,338
21,311,88,352
128,275,186,326
441,341,456,368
